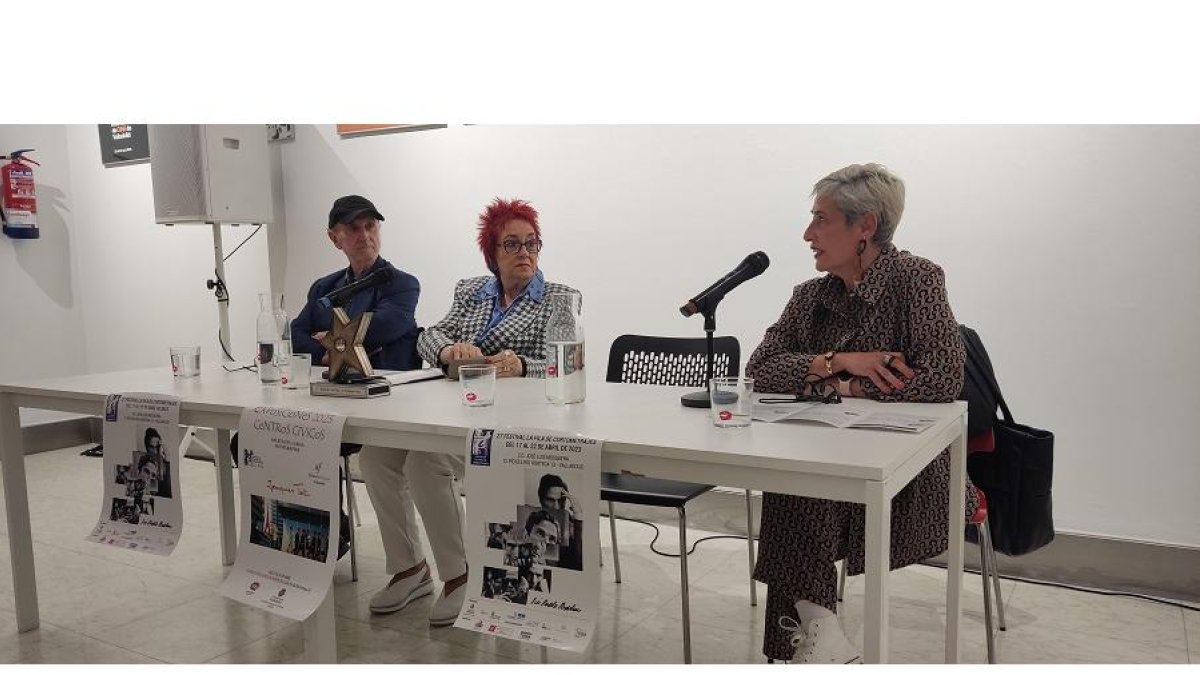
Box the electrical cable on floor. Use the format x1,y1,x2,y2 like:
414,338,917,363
602,512,1200,613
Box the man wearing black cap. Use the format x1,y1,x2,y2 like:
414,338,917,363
291,195,422,371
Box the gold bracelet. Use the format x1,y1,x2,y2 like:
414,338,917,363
824,350,836,377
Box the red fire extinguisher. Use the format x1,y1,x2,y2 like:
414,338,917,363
2,149,40,239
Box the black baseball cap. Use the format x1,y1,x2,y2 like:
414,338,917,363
328,195,385,228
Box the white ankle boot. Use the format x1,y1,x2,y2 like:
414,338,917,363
779,615,862,664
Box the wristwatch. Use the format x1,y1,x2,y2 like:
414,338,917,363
823,350,836,377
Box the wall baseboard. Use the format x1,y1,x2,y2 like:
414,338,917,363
608,486,1200,606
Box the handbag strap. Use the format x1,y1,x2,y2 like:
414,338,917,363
962,330,1015,424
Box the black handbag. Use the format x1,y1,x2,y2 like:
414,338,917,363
961,325,1057,556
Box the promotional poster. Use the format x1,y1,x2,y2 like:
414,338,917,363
86,393,183,555
218,406,346,621
454,428,601,652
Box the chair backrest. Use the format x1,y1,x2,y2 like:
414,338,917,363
958,323,1003,439
606,334,740,387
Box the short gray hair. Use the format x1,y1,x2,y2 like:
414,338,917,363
811,163,905,245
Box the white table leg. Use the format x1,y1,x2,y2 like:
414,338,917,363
303,587,337,663
945,419,967,663
0,392,39,631
215,428,237,566
862,481,891,664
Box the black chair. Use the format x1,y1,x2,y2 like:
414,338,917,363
603,334,757,664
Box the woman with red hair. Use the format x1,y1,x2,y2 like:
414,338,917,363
360,197,581,627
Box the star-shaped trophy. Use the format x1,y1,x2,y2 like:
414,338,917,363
318,307,374,382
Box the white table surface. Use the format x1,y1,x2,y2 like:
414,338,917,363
0,365,967,664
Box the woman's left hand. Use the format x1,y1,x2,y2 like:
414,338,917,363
487,349,524,378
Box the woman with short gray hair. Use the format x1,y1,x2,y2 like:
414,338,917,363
746,163,977,663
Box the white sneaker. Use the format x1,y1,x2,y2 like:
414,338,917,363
428,582,467,627
780,615,862,664
369,571,433,614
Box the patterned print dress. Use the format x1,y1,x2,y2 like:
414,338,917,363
745,244,978,661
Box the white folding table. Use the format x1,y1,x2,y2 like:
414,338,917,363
0,366,966,664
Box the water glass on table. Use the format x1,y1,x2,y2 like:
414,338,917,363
170,346,201,378
710,376,753,427
284,353,312,390
460,364,497,407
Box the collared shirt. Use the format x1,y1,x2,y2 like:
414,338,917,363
473,269,546,342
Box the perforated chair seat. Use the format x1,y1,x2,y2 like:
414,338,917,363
601,475,716,509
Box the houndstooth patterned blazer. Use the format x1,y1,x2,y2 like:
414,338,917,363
417,275,581,378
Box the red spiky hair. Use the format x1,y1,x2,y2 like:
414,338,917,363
476,197,541,273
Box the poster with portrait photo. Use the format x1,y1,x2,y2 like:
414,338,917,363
218,406,345,621
86,393,183,555
455,427,601,652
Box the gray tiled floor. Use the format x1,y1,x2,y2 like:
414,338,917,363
0,445,1195,664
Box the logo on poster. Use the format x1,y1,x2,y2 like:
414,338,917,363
104,395,122,422
470,429,494,466
243,448,264,469
277,588,287,597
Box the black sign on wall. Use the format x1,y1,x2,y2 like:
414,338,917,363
99,124,150,166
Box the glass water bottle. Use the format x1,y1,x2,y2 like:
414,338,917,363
545,291,586,404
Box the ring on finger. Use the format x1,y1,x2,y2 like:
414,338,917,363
882,353,894,366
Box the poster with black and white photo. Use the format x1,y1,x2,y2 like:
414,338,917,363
218,406,345,621
454,428,601,652
86,393,183,555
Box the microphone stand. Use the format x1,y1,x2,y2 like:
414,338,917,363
680,308,718,408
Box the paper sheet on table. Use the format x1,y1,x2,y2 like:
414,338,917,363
454,428,602,652
86,393,184,555
374,367,445,385
752,399,938,433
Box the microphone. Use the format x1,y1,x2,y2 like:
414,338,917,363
317,267,394,309
679,251,770,317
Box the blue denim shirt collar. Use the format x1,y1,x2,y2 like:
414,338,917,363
475,268,546,305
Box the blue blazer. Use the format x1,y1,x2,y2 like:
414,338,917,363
291,257,422,370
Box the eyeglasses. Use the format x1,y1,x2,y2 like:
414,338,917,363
500,238,543,255
758,374,843,405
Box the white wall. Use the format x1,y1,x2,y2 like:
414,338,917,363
0,124,272,382
280,125,1200,548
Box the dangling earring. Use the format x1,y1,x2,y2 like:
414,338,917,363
855,239,867,281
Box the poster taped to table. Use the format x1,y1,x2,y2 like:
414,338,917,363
86,393,183,555
217,406,346,621
454,427,602,652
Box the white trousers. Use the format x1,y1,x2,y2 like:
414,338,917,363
359,445,467,580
